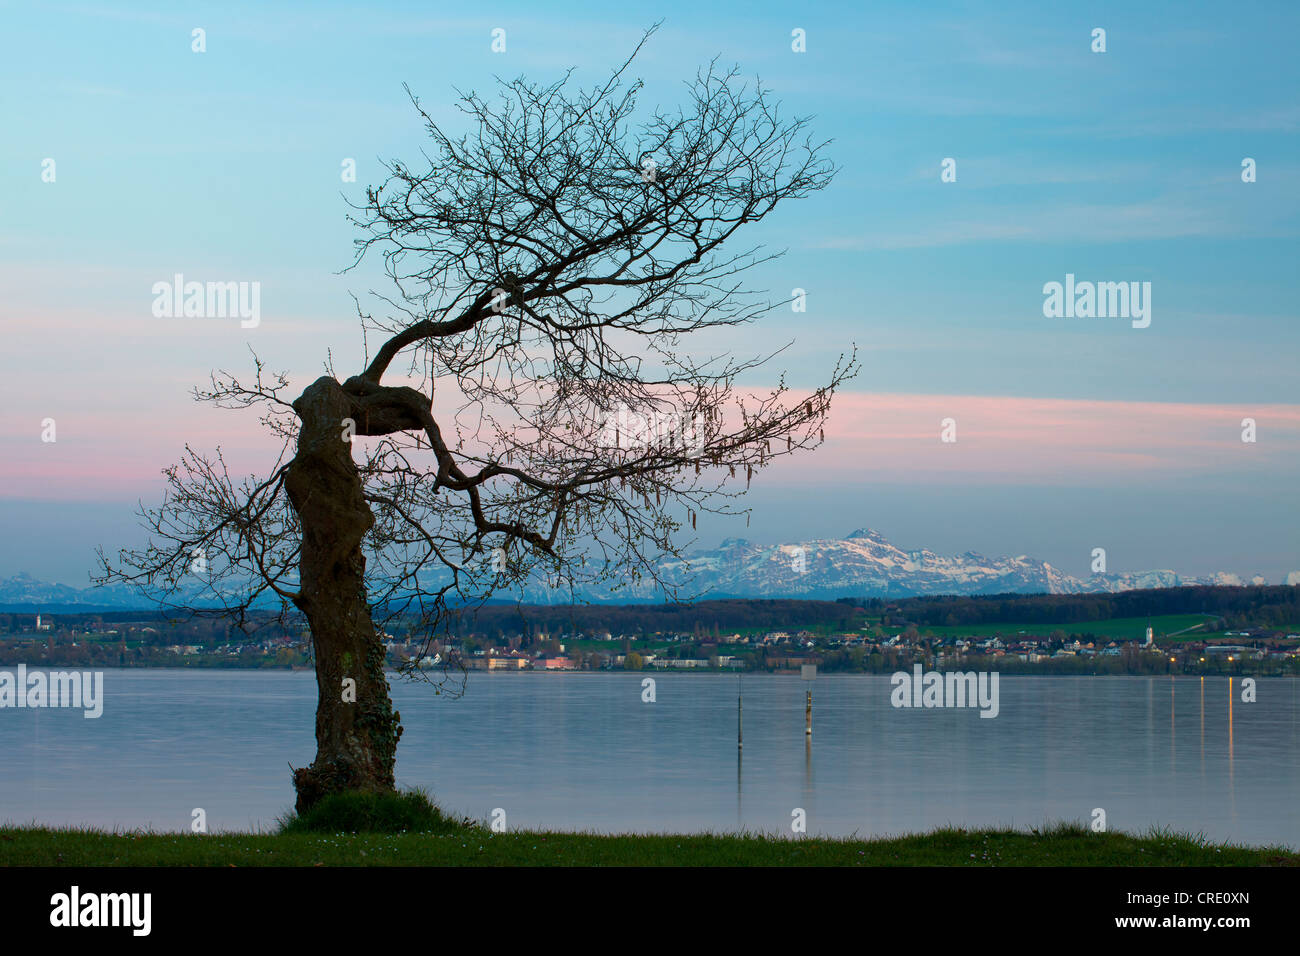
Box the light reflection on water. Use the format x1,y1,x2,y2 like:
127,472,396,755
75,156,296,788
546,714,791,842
0,670,1295,846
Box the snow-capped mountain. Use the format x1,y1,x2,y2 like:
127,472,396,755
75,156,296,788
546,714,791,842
0,572,145,610
523,528,1267,602
0,529,1281,609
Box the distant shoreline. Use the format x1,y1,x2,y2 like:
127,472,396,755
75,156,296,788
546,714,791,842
1,663,1295,678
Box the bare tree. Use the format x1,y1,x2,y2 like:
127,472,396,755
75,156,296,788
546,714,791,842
97,28,856,813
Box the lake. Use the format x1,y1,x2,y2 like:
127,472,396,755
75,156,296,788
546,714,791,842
1,670,1296,846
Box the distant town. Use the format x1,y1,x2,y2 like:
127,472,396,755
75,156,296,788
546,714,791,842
2,585,1298,676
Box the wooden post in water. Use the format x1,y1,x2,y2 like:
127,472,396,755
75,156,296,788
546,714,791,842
737,671,743,750
801,663,816,737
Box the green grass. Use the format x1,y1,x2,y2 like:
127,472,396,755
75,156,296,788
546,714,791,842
921,614,1216,641
2,821,1294,867
277,787,470,835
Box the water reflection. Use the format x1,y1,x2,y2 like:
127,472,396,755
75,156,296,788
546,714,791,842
1227,676,1235,811
0,671,1295,846
736,750,742,827
736,674,742,827
1199,676,1205,779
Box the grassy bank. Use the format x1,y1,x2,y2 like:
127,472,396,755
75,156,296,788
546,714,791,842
2,823,1295,867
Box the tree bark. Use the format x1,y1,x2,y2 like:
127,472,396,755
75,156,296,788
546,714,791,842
284,376,402,813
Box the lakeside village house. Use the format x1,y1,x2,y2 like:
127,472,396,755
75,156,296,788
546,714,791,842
396,628,814,671
388,624,1291,671
5,613,1297,670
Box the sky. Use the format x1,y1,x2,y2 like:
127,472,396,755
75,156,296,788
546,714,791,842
1,0,1297,586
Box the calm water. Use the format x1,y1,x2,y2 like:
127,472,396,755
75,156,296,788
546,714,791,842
1,670,1297,846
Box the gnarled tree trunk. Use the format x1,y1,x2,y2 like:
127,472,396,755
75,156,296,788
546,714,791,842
284,376,402,813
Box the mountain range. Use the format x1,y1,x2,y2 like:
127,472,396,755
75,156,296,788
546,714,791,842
517,527,1265,603
3,528,1279,611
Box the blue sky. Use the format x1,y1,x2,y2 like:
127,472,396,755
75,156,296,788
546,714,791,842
1,0,1297,585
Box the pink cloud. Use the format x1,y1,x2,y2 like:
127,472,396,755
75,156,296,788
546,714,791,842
3,390,1296,500
781,392,1300,485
